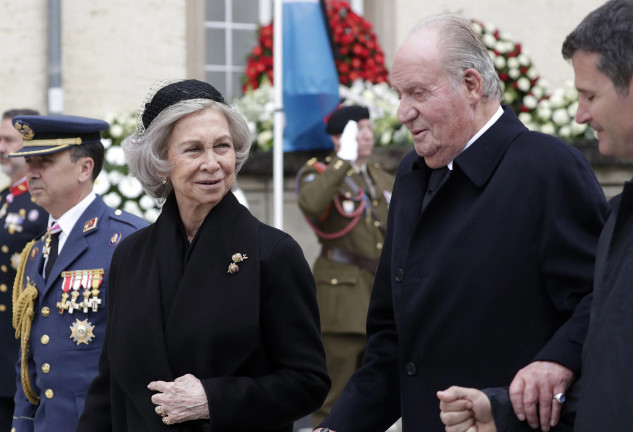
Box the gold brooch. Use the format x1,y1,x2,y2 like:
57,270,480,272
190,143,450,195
227,252,248,274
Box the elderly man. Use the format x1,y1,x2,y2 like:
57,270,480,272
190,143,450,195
10,115,148,432
315,13,608,432
439,1,633,431
0,109,48,431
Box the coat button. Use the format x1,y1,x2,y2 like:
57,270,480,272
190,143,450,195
376,242,383,250
395,269,404,282
1,245,8,253
41,307,50,317
1,265,6,273
0,284,7,292
331,278,338,285
41,335,50,345
406,362,417,375
45,389,54,399
42,363,50,373
0,304,6,312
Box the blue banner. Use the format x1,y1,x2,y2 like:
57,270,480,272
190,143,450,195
282,0,340,151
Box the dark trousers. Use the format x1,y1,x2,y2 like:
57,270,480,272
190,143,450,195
0,396,13,432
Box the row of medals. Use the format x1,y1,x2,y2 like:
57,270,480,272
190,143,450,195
56,269,104,315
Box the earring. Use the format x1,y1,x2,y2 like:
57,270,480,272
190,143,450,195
161,177,168,185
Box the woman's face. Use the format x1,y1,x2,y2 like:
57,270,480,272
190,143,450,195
167,108,236,213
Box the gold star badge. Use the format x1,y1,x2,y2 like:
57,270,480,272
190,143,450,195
69,319,95,345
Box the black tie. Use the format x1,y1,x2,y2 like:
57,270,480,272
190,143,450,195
421,166,449,212
45,230,61,279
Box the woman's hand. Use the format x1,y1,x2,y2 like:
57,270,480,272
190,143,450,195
149,374,210,425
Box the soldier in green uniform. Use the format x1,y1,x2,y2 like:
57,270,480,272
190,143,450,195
296,106,395,426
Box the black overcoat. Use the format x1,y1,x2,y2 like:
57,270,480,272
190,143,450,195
323,107,608,431
574,180,633,431
77,192,330,431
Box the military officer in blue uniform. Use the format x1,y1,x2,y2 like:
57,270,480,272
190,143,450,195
0,109,48,431
9,114,148,432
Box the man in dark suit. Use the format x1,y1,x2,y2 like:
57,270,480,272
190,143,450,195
10,115,148,432
315,13,608,432
438,1,633,431
0,109,48,431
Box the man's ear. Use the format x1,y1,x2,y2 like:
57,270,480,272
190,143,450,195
463,68,484,102
78,157,95,183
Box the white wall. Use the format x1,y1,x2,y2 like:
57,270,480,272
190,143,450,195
393,0,604,90
0,0,188,119
0,0,49,112
62,0,188,119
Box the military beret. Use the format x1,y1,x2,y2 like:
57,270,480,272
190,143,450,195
10,115,109,157
325,105,370,135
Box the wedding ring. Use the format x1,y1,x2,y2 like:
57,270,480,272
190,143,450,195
162,415,173,425
155,406,166,416
553,393,566,404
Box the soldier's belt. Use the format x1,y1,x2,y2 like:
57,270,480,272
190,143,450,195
321,246,379,275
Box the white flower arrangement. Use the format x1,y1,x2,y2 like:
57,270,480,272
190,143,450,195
232,77,275,151
100,112,162,222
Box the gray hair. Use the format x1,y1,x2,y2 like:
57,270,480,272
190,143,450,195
412,14,503,102
122,98,251,200
562,0,633,96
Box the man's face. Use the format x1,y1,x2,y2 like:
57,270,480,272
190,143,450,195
392,29,477,169
0,118,27,180
25,150,87,218
572,50,633,159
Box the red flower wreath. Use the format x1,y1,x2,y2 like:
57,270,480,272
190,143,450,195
243,0,389,93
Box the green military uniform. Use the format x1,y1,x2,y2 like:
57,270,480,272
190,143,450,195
297,154,394,425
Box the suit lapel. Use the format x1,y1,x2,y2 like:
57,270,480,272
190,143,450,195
454,106,525,188
391,154,426,265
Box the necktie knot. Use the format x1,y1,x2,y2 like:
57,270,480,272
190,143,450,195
44,223,62,278
427,166,449,193
421,166,450,212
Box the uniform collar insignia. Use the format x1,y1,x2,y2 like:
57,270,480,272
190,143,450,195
83,217,98,232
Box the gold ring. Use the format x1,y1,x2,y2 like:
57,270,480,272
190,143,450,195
155,406,166,416
162,416,173,425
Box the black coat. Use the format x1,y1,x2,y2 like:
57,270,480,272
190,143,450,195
484,184,633,432
77,192,330,432
574,181,633,431
322,107,608,431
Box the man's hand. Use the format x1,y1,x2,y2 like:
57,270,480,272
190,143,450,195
337,120,359,161
509,361,574,431
438,386,497,432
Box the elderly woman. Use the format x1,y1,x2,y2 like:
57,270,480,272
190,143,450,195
76,80,330,432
